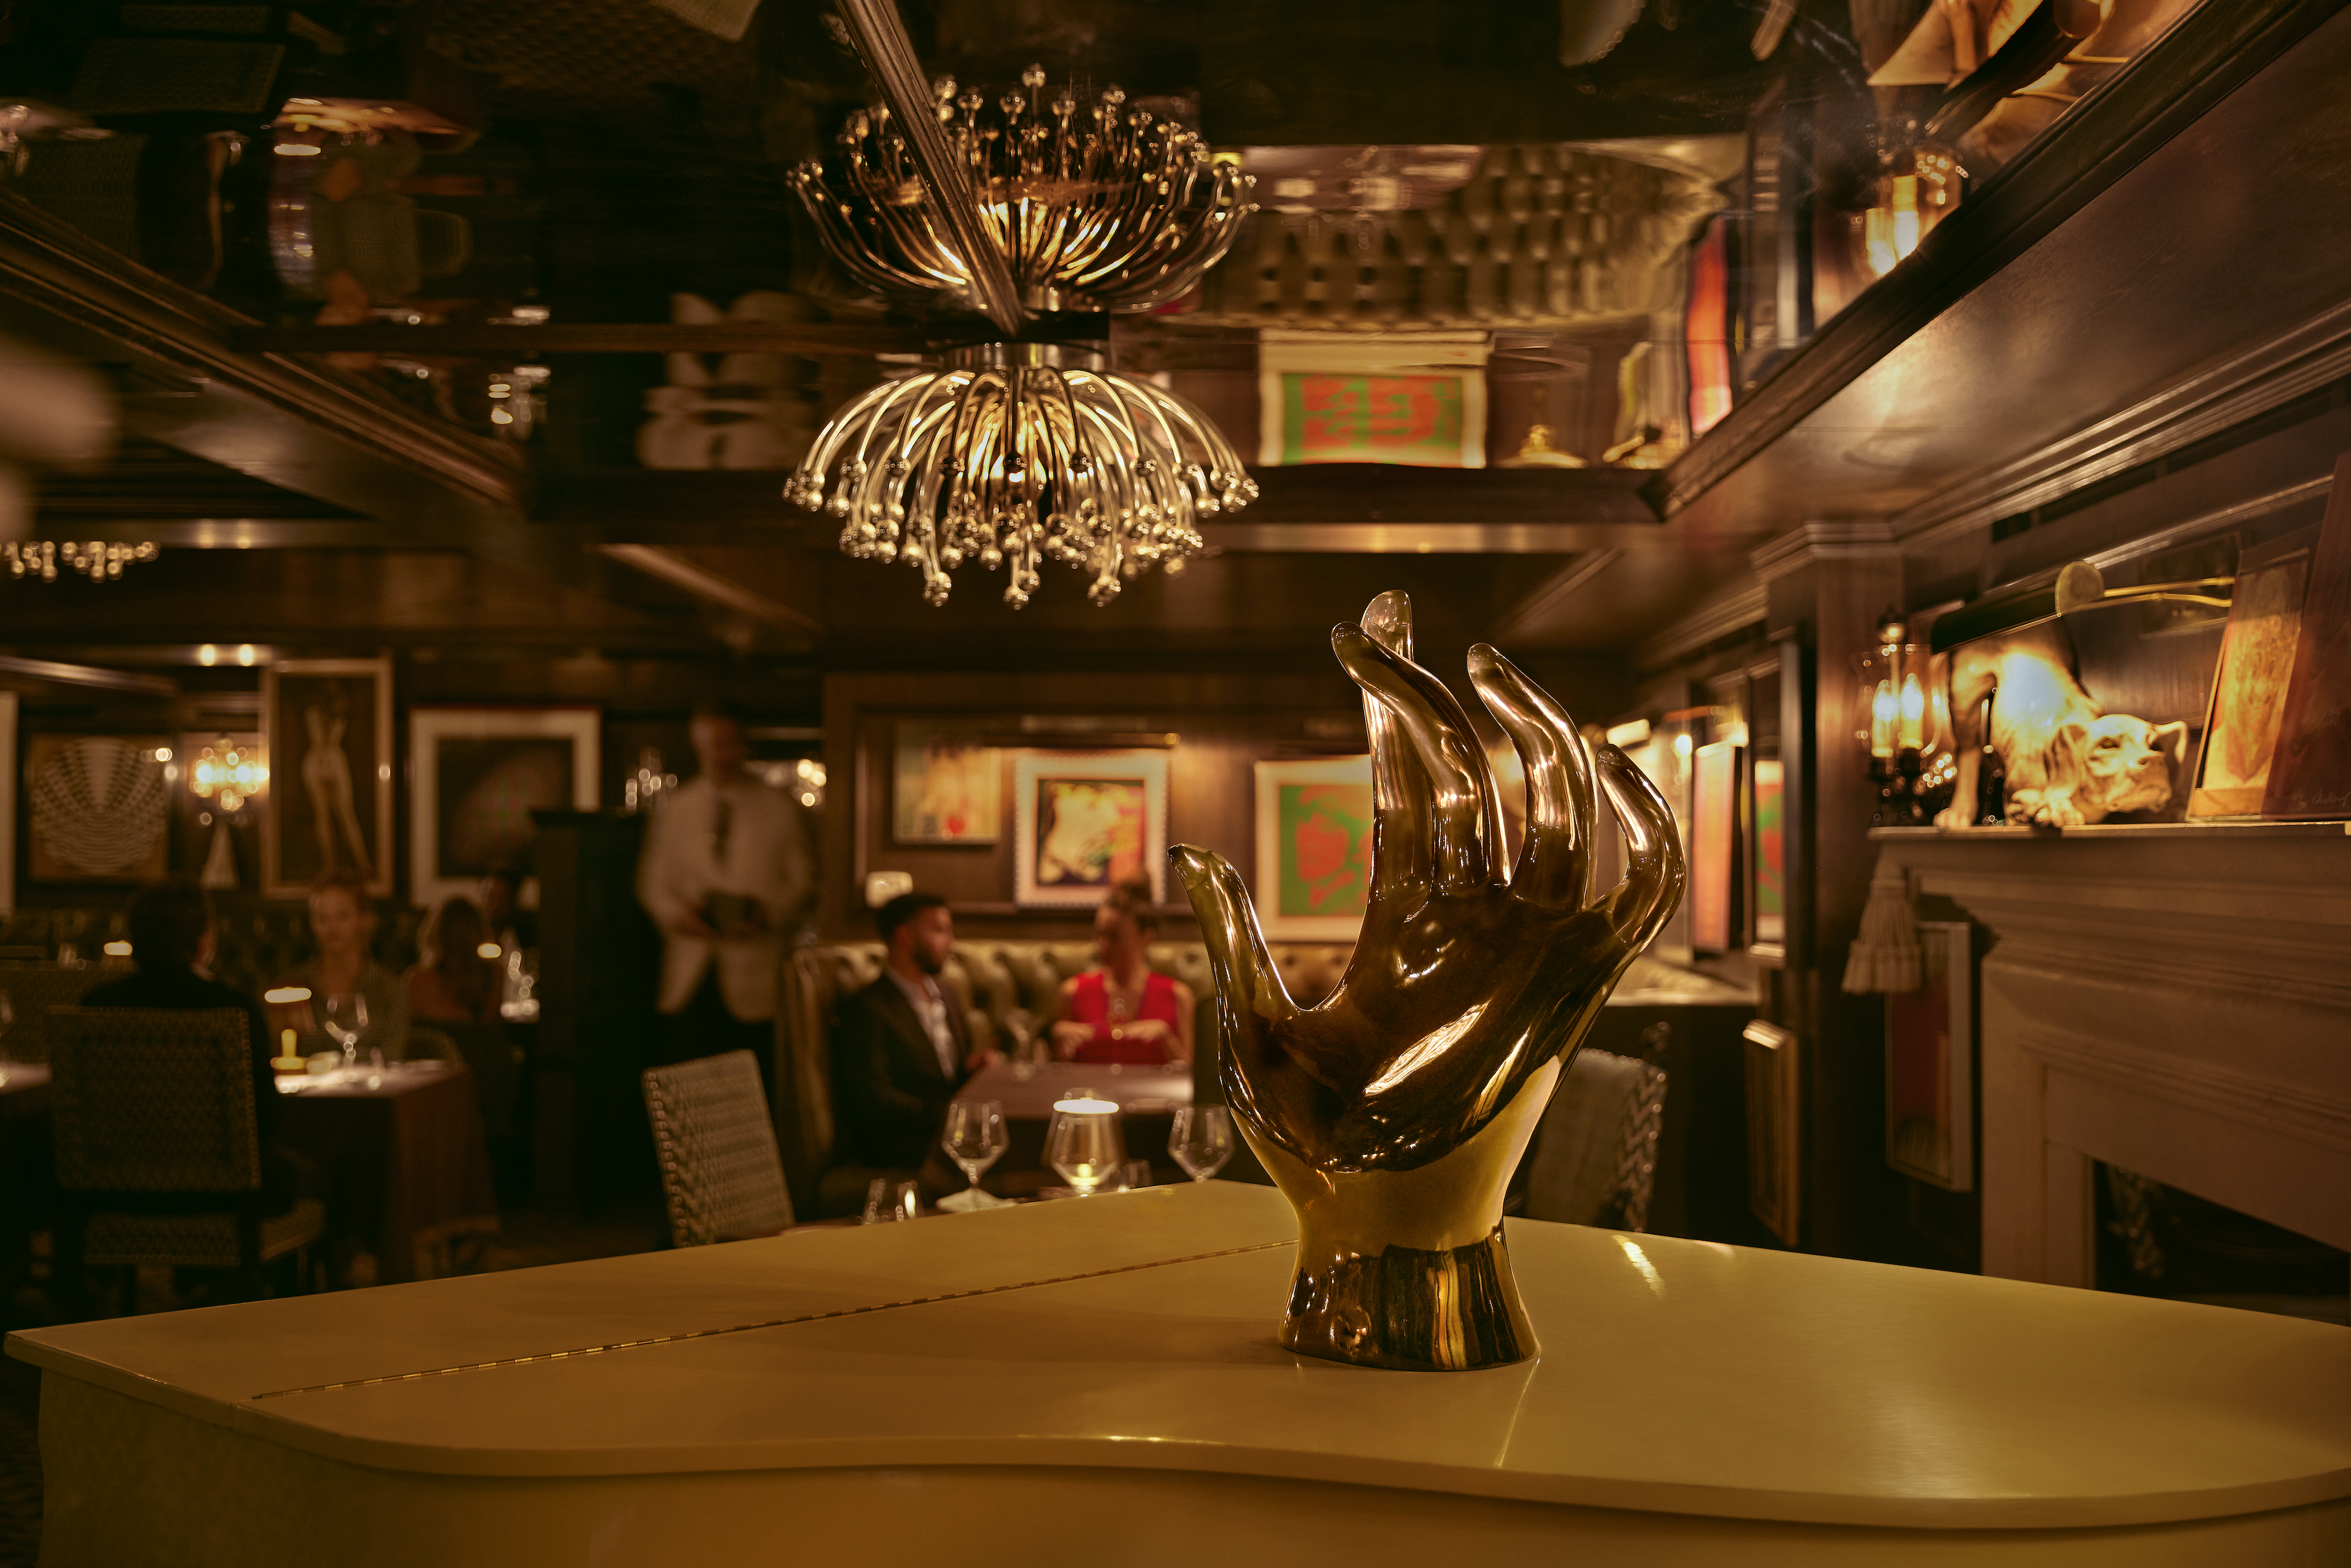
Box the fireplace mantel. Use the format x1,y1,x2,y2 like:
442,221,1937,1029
1867,824,2351,1285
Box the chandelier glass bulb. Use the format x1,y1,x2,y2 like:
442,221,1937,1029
786,343,1254,608
789,67,1257,314
3,540,159,582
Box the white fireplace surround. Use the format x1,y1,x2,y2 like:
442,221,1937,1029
1870,825,2351,1286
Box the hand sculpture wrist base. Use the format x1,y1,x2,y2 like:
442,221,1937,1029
1245,1057,1558,1372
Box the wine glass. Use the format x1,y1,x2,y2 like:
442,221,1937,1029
323,993,369,1073
1046,1096,1124,1195
942,1100,1010,1203
1168,1105,1235,1182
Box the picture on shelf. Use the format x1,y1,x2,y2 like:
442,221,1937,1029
409,708,601,910
1253,756,1374,939
1751,754,1786,949
263,658,393,898
2189,532,2312,817
1013,750,1167,907
1689,741,1737,952
1257,331,1489,469
1886,920,1975,1192
22,732,170,885
2263,451,2351,819
893,723,1002,845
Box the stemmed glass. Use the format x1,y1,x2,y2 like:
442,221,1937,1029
1046,1095,1124,1195
1168,1105,1235,1182
942,1100,1010,1205
323,993,369,1073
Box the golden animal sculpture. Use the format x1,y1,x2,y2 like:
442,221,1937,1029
1171,591,1684,1371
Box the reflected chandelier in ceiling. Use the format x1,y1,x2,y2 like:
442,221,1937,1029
786,8,1259,608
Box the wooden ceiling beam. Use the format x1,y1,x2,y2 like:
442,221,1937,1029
228,321,926,357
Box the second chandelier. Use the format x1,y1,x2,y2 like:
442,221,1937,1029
786,343,1254,608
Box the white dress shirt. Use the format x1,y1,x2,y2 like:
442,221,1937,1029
635,773,812,1020
885,967,959,1079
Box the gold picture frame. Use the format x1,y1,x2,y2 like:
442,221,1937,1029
262,657,394,899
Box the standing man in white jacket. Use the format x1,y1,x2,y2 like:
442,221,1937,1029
635,703,812,1079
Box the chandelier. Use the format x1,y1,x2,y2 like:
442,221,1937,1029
785,3,1260,608
789,72,1254,316
4,540,159,582
789,343,1252,608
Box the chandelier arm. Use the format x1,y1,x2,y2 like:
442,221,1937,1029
832,0,1028,336
795,374,906,504
792,176,940,297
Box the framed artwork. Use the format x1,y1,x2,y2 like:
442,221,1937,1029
1689,741,1738,952
1253,756,1374,939
1257,331,1489,468
22,732,172,886
1013,750,1166,907
1742,1018,1800,1247
0,692,12,910
893,723,1002,845
2191,538,2311,816
410,706,600,910
2265,451,2351,818
262,658,393,899
1886,920,1975,1192
1749,751,1787,954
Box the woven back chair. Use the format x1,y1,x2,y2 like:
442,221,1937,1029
1522,1047,1669,1233
643,1050,794,1247
46,1006,324,1294
0,964,112,1063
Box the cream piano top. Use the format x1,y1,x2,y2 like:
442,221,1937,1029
10,1182,2351,1563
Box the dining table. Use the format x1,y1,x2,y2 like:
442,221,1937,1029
949,1060,1193,1194
273,1060,500,1284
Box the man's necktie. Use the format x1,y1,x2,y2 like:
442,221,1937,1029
711,795,732,866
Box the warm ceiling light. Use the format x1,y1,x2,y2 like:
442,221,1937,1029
198,644,219,666
273,142,322,156
788,343,1251,608
235,643,256,666
4,540,157,582
790,69,1255,316
786,62,1261,608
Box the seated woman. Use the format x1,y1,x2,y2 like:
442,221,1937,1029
270,868,413,1063
405,896,502,1028
1050,875,1194,1067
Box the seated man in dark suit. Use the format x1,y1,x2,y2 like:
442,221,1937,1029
829,892,992,1183
81,877,307,1212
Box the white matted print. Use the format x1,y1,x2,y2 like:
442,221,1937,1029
1013,750,1166,907
410,707,600,910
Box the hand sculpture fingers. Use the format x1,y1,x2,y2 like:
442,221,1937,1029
1167,842,1297,1047
1594,742,1686,952
1332,621,1499,898
1465,644,1597,910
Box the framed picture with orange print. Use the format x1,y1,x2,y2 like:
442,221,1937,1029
1252,756,1374,940
1256,331,1488,469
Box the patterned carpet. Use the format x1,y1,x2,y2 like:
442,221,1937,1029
0,1200,667,1567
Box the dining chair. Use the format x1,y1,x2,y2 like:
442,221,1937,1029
642,1050,795,1247
46,1006,326,1312
0,964,113,1063
1521,1047,1669,1232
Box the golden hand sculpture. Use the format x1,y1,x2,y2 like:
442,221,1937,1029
1171,592,1684,1371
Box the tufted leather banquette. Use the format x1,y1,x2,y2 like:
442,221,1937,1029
776,939,1351,1212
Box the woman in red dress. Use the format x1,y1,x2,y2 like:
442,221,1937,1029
1050,875,1195,1066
